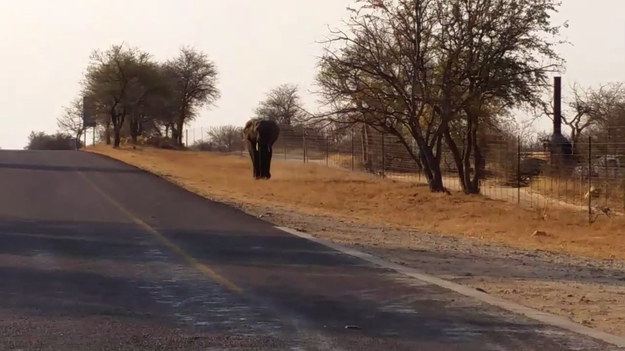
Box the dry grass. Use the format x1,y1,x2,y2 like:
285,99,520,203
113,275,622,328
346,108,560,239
89,145,625,261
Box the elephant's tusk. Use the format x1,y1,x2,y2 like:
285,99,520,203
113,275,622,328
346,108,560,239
255,142,259,151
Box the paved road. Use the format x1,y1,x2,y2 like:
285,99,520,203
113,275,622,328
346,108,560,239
0,150,617,350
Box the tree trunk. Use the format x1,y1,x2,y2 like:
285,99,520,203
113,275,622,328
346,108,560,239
113,127,121,148
361,125,373,172
75,131,83,150
174,113,186,146
429,168,444,192
176,103,190,146
445,114,482,194
105,121,112,145
112,114,124,148
171,125,179,144
129,116,140,149
444,128,466,191
469,124,483,193
463,123,480,194
462,117,477,193
414,132,446,193
431,134,446,192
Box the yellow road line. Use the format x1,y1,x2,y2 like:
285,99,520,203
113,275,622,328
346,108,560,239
78,171,243,294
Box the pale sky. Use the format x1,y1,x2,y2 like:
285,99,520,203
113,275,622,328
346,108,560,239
0,0,623,149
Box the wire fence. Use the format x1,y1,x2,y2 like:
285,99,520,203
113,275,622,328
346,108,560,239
185,126,625,221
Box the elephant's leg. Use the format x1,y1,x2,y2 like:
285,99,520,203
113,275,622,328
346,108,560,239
254,148,262,178
247,140,253,173
258,144,266,178
265,145,273,179
248,140,260,179
259,144,271,179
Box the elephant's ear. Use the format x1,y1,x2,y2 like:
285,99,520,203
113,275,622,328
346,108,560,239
243,120,256,140
243,121,251,135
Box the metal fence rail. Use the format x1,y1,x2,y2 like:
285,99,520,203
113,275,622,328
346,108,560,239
186,126,625,221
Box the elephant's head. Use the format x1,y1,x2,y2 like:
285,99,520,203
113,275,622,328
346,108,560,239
243,118,280,179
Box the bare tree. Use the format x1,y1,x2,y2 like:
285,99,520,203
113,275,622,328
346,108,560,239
316,0,447,192
165,47,220,146
316,0,563,193
255,84,304,127
587,83,625,154
589,83,625,122
537,83,625,155
206,125,244,152
434,0,565,193
56,97,85,149
538,83,595,156
568,84,594,149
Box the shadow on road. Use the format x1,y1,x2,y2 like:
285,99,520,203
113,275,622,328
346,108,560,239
0,216,581,350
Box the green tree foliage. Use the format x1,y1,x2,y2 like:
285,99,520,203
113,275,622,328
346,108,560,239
79,44,220,148
164,47,220,146
25,132,81,150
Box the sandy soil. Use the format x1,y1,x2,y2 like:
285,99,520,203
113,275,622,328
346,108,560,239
88,146,625,336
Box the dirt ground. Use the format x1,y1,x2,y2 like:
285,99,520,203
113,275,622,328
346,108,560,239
88,146,625,336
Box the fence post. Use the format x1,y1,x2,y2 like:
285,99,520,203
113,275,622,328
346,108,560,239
605,149,609,207
588,136,592,223
351,129,355,171
326,135,329,166
381,132,386,177
336,131,341,164
517,136,521,206
185,129,188,147
303,131,307,163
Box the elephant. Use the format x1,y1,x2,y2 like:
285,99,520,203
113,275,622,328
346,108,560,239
243,118,280,179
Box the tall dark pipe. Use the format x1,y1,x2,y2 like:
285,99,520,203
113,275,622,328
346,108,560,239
553,76,562,135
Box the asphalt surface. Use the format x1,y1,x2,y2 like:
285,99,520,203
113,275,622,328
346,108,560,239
0,150,618,351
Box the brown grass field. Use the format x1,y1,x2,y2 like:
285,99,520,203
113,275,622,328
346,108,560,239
89,145,625,262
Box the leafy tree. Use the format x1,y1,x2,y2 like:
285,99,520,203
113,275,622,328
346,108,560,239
125,62,174,146
83,44,155,148
25,131,80,150
164,47,220,145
